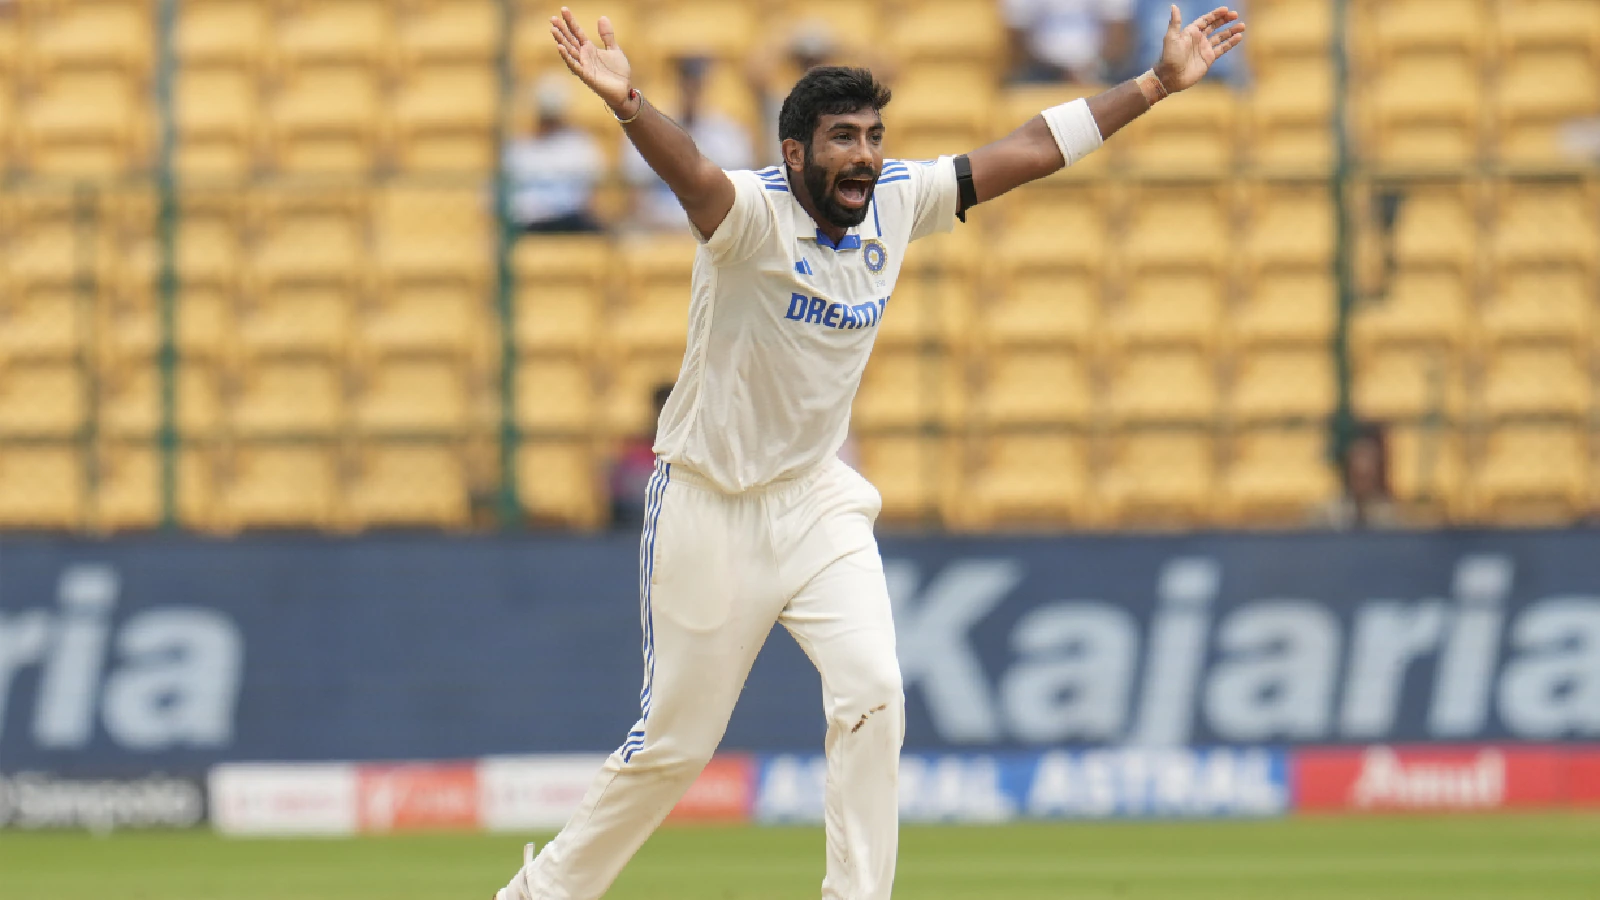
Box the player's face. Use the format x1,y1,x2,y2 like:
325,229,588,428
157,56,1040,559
800,110,884,228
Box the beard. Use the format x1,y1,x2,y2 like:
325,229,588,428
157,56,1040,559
802,145,875,229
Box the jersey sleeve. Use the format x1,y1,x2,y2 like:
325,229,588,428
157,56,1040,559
690,169,776,266
905,156,961,243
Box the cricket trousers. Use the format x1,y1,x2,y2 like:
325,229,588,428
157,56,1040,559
505,456,905,900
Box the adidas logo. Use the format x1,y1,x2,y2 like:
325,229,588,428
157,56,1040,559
795,259,815,277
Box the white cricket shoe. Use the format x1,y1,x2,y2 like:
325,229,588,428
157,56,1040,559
493,842,538,900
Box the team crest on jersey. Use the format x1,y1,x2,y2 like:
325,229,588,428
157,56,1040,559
863,239,888,274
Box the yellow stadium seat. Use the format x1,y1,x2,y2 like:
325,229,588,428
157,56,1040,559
854,435,960,526
0,294,82,361
346,442,470,529
853,351,966,429
517,281,601,357
392,67,499,173
1494,52,1600,164
513,233,612,291
1367,56,1482,166
372,184,493,289
516,439,603,528
614,235,697,355
985,271,1099,351
399,0,498,68
248,218,366,292
1249,59,1335,172
99,364,224,437
1352,347,1464,421
1491,182,1599,275
1123,187,1232,275
1351,271,1471,354
1100,429,1217,525
995,192,1108,277
889,68,991,141
230,359,343,436
1233,272,1337,349
603,352,681,435
276,0,392,72
0,88,15,169
176,69,259,177
177,0,271,71
1106,350,1219,425
1106,273,1224,353
1474,422,1588,523
235,287,353,359
1386,424,1467,517
1230,348,1337,422
973,350,1092,428
173,201,245,287
1391,188,1478,274
266,69,383,173
1221,426,1337,525
1362,0,1487,60
1480,346,1591,419
1245,185,1335,272
650,0,756,61
1248,0,1333,59
516,357,595,434
876,272,972,351
1497,0,1600,59
1122,84,1239,175
20,74,149,176
0,362,86,437
30,1,153,78
99,289,232,365
1481,269,1591,349
353,359,469,435
0,445,85,529
962,433,1089,528
887,0,1003,69
216,443,340,531
4,223,102,295
94,443,214,531
358,285,485,362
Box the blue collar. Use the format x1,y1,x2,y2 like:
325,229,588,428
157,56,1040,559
814,229,861,251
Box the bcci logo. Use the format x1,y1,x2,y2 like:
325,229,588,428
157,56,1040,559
863,239,887,274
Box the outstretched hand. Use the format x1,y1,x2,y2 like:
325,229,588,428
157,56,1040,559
1154,5,1246,93
550,7,633,112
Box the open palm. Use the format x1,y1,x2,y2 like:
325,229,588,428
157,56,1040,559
1155,5,1246,92
550,7,632,111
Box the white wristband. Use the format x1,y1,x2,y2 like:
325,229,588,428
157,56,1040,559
1041,98,1104,168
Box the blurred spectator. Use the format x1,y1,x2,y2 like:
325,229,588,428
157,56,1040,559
1004,0,1134,84
609,383,674,528
504,75,604,233
1124,0,1249,86
1312,422,1404,530
622,56,753,230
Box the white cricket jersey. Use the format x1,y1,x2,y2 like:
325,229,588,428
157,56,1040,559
652,156,961,493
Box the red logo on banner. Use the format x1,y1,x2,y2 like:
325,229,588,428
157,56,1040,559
358,763,480,832
669,754,754,823
1295,746,1566,812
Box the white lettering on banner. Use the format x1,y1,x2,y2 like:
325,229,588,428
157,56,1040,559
0,772,204,832
0,563,245,752
891,553,1600,745
478,755,609,832
1350,746,1505,810
1498,599,1600,737
898,755,1016,823
890,560,1023,743
1000,604,1137,743
1204,602,1340,741
210,764,359,836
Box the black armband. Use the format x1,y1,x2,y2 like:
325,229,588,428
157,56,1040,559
954,154,977,223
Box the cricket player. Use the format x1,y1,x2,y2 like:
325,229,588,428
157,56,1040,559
498,6,1245,898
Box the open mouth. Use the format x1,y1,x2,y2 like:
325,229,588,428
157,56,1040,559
835,177,873,208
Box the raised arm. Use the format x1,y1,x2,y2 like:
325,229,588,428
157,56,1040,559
966,5,1245,207
549,8,736,238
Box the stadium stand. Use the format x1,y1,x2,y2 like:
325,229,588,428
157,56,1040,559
1,0,1598,533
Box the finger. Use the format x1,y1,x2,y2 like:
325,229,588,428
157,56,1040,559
1214,30,1245,58
561,7,589,45
1190,6,1232,32
1168,4,1182,34
555,43,585,77
550,13,580,50
1209,22,1244,45
550,21,578,55
597,15,619,50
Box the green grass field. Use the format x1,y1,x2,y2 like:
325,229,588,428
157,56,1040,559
4,815,1598,900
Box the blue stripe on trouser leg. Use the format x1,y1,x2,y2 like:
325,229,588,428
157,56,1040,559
621,459,670,763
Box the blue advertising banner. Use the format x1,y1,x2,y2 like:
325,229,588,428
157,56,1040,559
2,531,1599,775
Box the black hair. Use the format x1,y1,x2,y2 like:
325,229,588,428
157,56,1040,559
777,66,892,147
